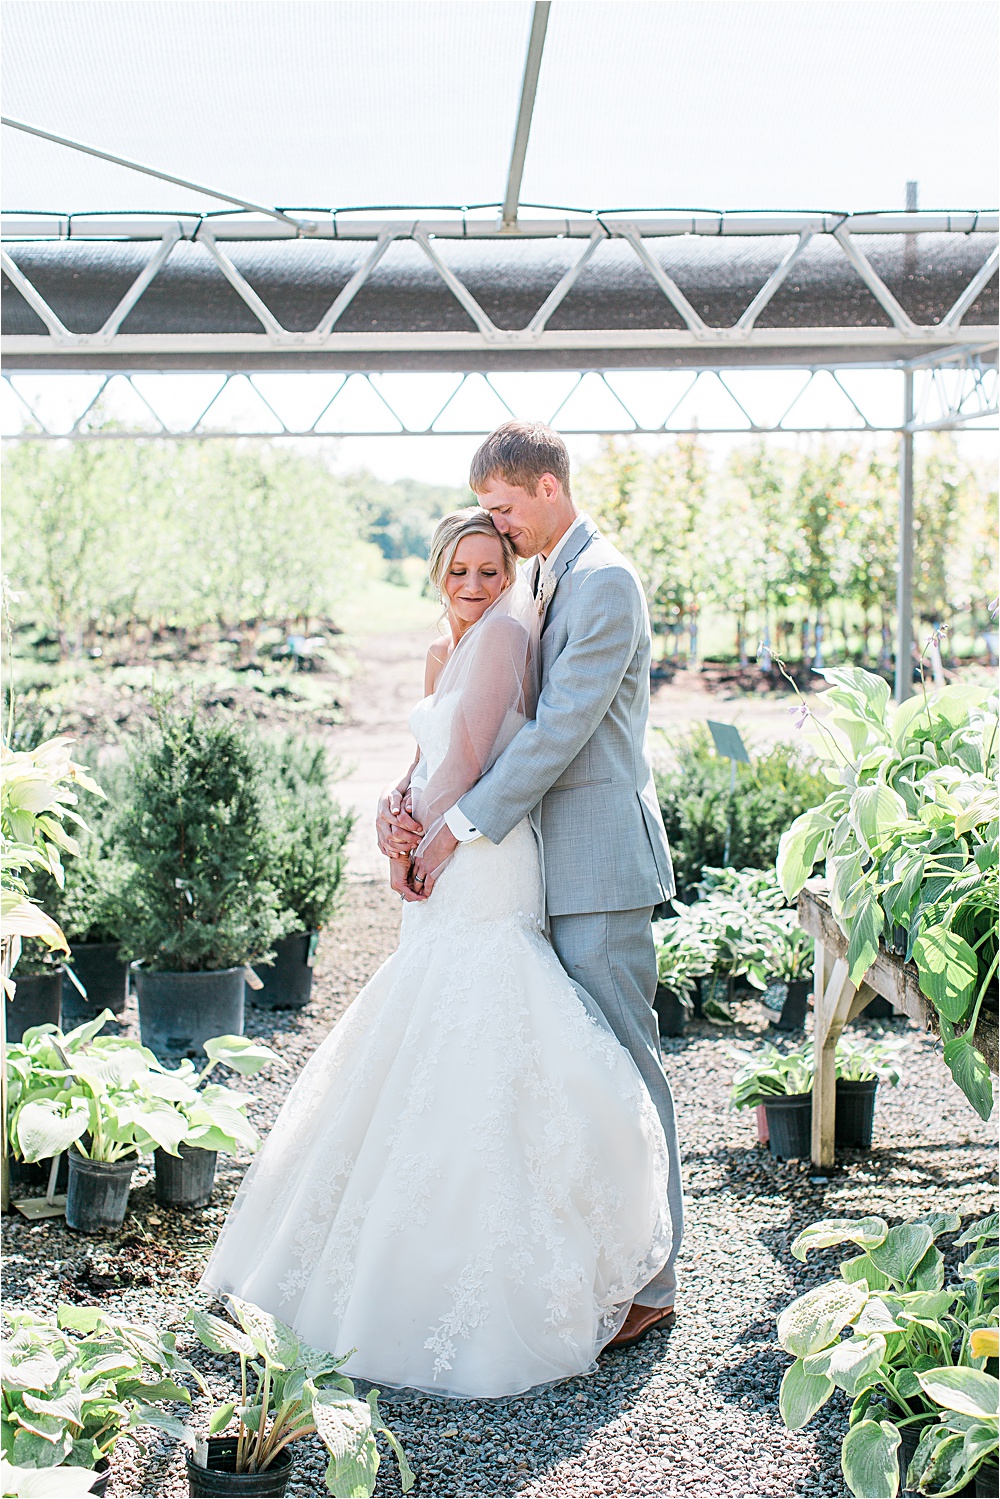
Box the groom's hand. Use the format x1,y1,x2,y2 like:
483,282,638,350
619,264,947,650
377,787,423,858
410,826,458,897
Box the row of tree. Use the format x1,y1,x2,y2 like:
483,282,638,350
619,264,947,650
574,435,997,666
2,433,995,667
2,441,461,662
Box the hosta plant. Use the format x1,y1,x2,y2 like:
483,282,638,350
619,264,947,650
186,1297,414,1497
777,668,998,1120
775,1210,998,1498
7,1015,278,1165
1,1303,202,1471
729,1042,815,1109
729,1035,902,1110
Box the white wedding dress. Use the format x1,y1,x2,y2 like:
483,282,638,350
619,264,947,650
200,689,672,1399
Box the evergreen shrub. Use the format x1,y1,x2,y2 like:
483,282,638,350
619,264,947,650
114,698,285,972
263,735,355,933
654,728,828,901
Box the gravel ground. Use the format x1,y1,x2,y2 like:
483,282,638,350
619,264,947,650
3,878,996,1499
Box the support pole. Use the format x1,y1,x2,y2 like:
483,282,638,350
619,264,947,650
500,2,550,229
895,369,915,702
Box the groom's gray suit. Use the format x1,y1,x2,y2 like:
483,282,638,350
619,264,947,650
458,515,683,1304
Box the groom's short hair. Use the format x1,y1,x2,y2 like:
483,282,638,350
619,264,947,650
469,421,572,498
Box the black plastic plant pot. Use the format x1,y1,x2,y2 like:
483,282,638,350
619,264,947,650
89,1459,111,1496
836,1077,879,1150
63,942,129,1022
865,994,896,1020
134,966,245,1060
9,1152,69,1197
65,1148,137,1233
773,979,812,1033
654,984,687,1038
7,969,62,1043
897,1422,921,1495
764,1092,813,1159
251,930,316,1010
186,1439,294,1497
155,1143,218,1209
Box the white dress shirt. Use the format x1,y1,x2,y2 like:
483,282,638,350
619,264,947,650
443,514,588,845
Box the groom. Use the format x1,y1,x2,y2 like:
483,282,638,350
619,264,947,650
378,420,683,1342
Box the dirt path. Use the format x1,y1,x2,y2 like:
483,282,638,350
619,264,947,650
329,631,806,880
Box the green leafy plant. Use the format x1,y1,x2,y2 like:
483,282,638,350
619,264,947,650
2,734,101,992
730,1035,904,1109
1,1303,203,1471
764,924,816,984
776,667,998,1119
729,1042,815,1109
113,697,286,973
8,1016,278,1166
836,1033,905,1085
263,736,354,934
655,729,828,901
653,917,714,1007
776,1211,999,1498
186,1297,414,1497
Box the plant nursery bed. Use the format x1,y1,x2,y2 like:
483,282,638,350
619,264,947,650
2,883,996,1498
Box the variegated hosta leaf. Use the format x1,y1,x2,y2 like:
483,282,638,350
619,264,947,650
779,1358,834,1430
227,1299,300,1371
15,1099,90,1163
776,1281,870,1359
806,1334,886,1397
0,1347,62,1392
791,1217,888,1263
20,1388,84,1426
840,1419,900,1499
185,1309,255,1360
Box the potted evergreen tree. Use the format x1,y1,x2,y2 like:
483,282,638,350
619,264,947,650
252,738,353,1011
113,699,286,1060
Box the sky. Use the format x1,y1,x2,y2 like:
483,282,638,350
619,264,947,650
3,2,996,216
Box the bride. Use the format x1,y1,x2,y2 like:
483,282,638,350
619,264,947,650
199,508,672,1400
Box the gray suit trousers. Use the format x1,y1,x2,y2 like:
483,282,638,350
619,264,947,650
548,906,684,1305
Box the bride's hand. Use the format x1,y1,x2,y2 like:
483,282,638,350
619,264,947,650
377,787,423,858
410,825,458,898
389,854,424,902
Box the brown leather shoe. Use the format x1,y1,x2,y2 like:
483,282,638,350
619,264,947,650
605,1303,676,1350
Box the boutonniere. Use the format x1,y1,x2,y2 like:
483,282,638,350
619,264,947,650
537,571,558,618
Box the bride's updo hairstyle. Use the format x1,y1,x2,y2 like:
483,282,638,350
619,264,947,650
427,508,518,597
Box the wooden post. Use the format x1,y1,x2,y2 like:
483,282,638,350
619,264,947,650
811,949,878,1166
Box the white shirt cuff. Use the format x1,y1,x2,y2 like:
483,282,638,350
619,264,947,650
444,804,482,843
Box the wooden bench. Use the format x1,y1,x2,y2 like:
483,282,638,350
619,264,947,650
797,879,999,1167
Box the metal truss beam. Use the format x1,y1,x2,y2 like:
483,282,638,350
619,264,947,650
4,354,995,441
2,210,996,373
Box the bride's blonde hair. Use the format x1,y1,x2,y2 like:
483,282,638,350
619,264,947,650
427,508,518,596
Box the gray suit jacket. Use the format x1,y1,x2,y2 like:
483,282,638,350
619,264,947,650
458,517,675,917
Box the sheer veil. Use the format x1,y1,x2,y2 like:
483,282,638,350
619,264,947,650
411,570,540,871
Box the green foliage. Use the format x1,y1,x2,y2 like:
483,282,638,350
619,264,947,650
777,1211,999,1497
7,1015,278,1163
186,1296,414,1496
729,1042,815,1107
655,728,828,900
576,433,996,665
1,442,463,664
729,1035,904,1109
1,1302,203,1470
113,697,285,972
777,667,998,1118
263,736,354,933
29,756,134,947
